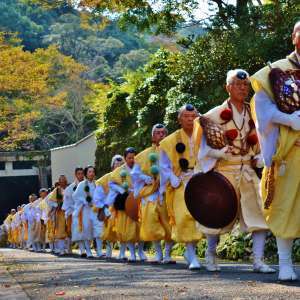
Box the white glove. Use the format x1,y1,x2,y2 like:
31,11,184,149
170,173,181,188
272,109,300,130
289,111,300,131
141,174,153,185
111,183,125,194
207,146,230,159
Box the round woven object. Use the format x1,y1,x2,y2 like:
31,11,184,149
185,171,238,229
200,116,227,149
125,192,139,222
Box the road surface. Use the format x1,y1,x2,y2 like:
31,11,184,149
0,248,299,299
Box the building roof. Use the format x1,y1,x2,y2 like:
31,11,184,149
50,132,95,152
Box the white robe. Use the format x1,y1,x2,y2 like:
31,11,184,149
72,180,95,242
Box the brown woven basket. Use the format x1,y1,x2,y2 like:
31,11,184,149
199,116,227,149
269,68,300,114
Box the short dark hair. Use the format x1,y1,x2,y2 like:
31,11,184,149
124,147,136,158
75,167,84,174
84,165,96,177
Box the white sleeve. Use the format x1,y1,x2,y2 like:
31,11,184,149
35,205,42,222
254,91,281,167
131,163,151,198
62,185,74,217
159,150,180,194
198,134,226,173
72,182,87,210
109,181,125,194
93,185,106,208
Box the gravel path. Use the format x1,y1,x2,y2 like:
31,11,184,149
0,248,300,300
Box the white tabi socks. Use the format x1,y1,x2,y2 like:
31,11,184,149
252,231,275,273
57,239,66,255
118,243,127,260
36,242,41,252
65,238,72,254
205,234,220,272
277,237,298,281
95,238,104,257
49,242,55,253
186,242,201,270
154,241,163,262
127,243,136,262
84,240,93,258
78,241,86,256
105,241,112,258
163,241,175,264
138,242,147,261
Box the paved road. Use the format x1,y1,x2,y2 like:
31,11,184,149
0,248,300,300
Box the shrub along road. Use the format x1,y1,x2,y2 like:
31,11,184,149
0,248,299,300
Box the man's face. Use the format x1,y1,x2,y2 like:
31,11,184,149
40,191,48,199
179,110,198,132
11,210,16,215
125,153,135,168
226,78,249,103
58,175,67,187
152,128,167,145
75,170,84,182
86,168,95,181
292,27,300,52
29,196,35,203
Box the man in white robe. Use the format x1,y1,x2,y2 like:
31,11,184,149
198,69,275,274
72,166,96,258
63,167,84,255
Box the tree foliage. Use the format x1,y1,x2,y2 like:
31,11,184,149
95,0,300,173
0,33,98,151
0,0,156,151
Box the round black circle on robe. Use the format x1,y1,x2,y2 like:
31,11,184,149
179,158,189,171
185,171,238,229
176,142,186,153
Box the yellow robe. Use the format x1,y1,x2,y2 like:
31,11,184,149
48,188,67,240
96,172,118,242
160,129,202,243
4,214,13,244
251,53,300,238
37,198,47,243
134,145,172,242
110,165,139,243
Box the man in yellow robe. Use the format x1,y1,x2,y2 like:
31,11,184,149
4,209,15,248
198,69,275,274
14,206,23,248
47,175,68,256
108,148,147,262
159,104,202,270
131,124,174,263
93,155,124,259
251,22,300,281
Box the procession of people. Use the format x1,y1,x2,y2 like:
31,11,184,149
2,21,300,282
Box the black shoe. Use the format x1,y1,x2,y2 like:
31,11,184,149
80,253,87,258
